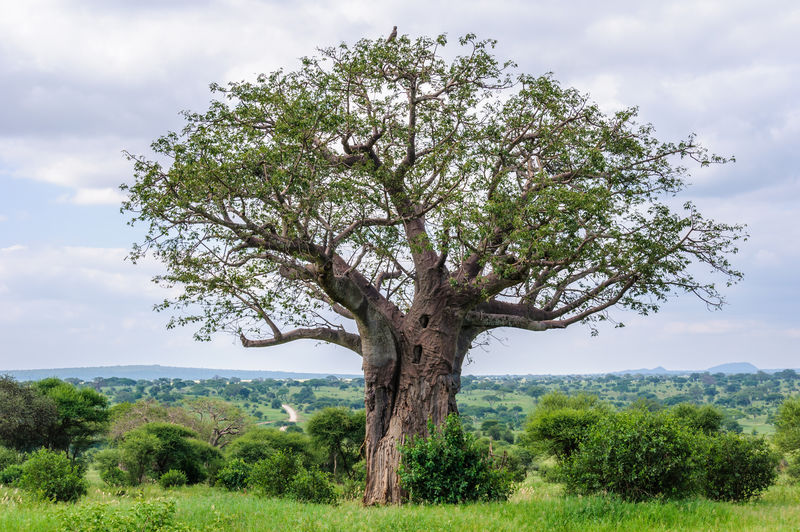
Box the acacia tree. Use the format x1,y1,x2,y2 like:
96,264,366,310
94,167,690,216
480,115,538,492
124,32,743,504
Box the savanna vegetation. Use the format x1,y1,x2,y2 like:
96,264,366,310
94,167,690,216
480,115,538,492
2,371,800,530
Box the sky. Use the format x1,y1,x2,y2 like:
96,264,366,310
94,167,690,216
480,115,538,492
1,0,798,375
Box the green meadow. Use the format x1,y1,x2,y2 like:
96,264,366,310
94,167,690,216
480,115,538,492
2,473,799,531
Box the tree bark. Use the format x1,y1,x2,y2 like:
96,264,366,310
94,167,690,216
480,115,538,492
360,302,481,505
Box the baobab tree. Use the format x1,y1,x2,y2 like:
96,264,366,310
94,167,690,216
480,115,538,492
124,32,743,504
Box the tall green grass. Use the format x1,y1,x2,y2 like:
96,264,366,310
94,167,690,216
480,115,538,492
2,475,799,531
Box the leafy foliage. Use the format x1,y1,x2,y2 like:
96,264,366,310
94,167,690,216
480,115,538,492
33,378,110,460
287,468,338,504
248,450,300,497
522,392,608,461
0,445,25,472
775,396,800,454
123,31,743,362
562,410,698,501
0,464,23,486
0,376,58,452
59,499,187,532
671,403,724,435
306,407,364,478
159,469,188,489
226,427,319,467
701,433,778,502
217,458,252,491
398,414,515,503
18,448,88,502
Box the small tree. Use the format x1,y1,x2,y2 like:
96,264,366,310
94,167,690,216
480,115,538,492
307,407,365,478
33,378,110,461
119,431,162,485
398,414,514,503
186,397,248,448
775,396,800,480
0,376,57,452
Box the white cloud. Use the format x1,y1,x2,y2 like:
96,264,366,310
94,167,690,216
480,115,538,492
0,245,171,305
0,137,133,188
59,187,128,206
0,214,7,222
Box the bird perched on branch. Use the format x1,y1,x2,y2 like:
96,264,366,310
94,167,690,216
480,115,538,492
387,26,397,42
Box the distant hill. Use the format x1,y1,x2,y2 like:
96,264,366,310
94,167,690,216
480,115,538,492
614,362,794,376
2,365,360,382
706,362,760,374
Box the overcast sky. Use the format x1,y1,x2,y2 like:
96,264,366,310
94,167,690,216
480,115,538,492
1,0,798,375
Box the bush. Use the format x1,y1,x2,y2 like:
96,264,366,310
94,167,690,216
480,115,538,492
563,410,698,501
0,464,23,485
60,499,180,531
288,468,338,504
776,396,800,454
0,445,24,471
217,458,252,491
522,392,608,461
339,460,366,501
786,452,800,481
671,404,724,434
122,423,223,485
158,469,187,489
17,448,88,502
100,466,128,488
398,414,515,504
702,433,778,501
226,428,319,467
249,450,300,497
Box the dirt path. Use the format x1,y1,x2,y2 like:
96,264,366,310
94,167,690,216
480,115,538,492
278,404,298,431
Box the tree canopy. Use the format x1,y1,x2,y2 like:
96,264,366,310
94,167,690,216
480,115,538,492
124,32,742,351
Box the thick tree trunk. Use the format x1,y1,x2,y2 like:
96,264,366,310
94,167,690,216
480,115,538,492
360,302,481,505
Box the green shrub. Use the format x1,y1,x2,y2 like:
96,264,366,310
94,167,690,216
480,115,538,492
776,396,800,454
249,450,300,497
0,464,24,485
702,433,778,501
339,460,366,501
671,404,724,434
226,428,319,467
288,468,338,504
522,392,608,461
100,466,128,488
123,423,223,485
786,452,800,481
94,448,130,487
217,458,252,491
59,499,180,531
0,445,24,471
563,410,698,501
158,469,187,489
18,448,88,502
118,431,161,485
398,414,515,504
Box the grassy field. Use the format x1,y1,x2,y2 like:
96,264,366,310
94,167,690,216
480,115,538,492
2,474,799,531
